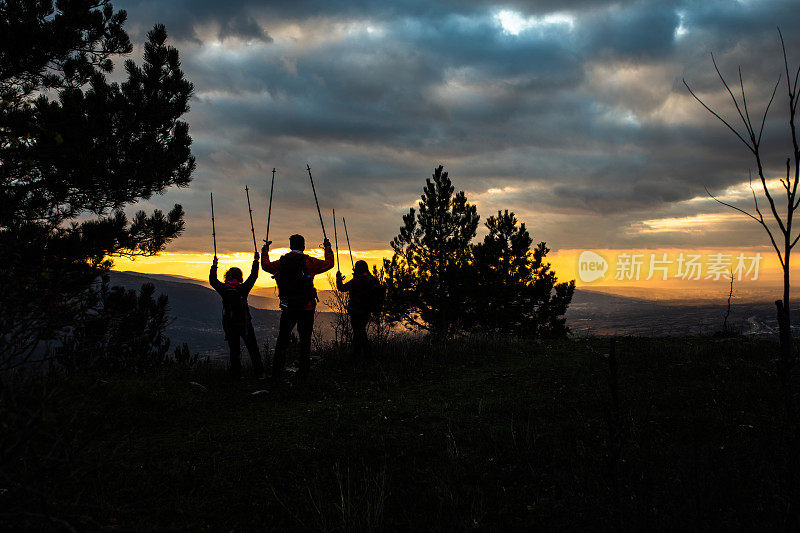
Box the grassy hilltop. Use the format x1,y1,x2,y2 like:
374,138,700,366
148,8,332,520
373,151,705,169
4,335,799,530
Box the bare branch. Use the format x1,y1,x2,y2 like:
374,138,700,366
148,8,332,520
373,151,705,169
712,53,755,140
749,144,789,236
749,170,762,213
761,218,786,267
793,64,800,113
757,76,781,146
705,185,760,223
683,78,754,152
793,161,800,212
746,174,786,266
781,157,790,191
739,67,753,132
780,28,793,97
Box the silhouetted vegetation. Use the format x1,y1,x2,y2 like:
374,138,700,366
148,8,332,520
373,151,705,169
382,165,574,336
471,210,574,337
685,29,800,429
0,4,194,523
4,335,800,530
53,278,173,374
0,1,194,369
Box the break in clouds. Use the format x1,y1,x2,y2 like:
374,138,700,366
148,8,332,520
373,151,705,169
114,0,800,254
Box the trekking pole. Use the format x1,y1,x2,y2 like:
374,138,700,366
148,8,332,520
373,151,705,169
305,164,328,241
265,168,275,244
210,192,217,259
343,216,355,270
333,208,340,273
245,185,257,253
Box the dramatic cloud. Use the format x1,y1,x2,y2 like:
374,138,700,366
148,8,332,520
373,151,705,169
113,0,800,256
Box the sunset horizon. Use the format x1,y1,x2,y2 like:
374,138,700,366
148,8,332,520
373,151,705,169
114,244,794,297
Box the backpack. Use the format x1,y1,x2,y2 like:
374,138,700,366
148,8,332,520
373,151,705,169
220,285,249,334
276,252,317,309
349,275,384,315
367,278,385,313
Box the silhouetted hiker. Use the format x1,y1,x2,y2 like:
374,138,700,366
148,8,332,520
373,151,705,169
336,260,384,363
261,234,333,381
210,253,265,379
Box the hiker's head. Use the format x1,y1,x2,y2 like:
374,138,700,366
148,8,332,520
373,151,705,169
289,234,305,252
224,267,243,283
354,260,369,276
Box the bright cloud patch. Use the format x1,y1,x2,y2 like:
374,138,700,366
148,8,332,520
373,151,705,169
494,9,575,36
636,213,742,234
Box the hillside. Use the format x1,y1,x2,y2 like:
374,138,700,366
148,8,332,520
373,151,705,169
6,336,798,530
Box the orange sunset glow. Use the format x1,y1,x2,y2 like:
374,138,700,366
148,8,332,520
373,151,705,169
113,245,792,295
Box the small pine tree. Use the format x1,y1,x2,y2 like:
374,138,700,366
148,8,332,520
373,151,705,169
55,280,172,374
472,211,575,337
382,165,479,334
382,169,574,337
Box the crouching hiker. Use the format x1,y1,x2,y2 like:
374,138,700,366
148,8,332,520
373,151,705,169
336,260,384,363
261,234,333,381
210,253,265,379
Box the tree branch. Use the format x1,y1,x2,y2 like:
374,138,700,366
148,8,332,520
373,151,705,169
712,53,755,140
757,76,781,147
739,67,754,135
705,185,760,223
683,78,754,152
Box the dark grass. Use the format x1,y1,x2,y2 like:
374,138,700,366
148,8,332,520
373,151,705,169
4,335,799,531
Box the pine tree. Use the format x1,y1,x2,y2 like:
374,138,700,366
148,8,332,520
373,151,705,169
382,170,574,337
0,1,194,367
55,280,172,374
382,165,479,334
472,211,574,337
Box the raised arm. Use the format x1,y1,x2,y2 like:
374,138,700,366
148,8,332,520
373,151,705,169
335,271,351,292
209,259,224,292
260,242,279,274
307,239,334,274
242,252,260,293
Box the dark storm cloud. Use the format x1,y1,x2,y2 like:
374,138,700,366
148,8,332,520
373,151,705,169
117,0,272,42
577,2,680,60
110,0,800,253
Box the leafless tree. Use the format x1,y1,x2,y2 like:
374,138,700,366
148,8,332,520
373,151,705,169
324,273,352,348
723,274,734,335
683,29,799,424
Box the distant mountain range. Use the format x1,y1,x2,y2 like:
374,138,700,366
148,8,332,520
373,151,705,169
108,271,789,357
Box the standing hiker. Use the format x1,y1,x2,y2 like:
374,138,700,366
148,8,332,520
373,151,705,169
261,234,334,381
210,253,265,379
336,260,384,363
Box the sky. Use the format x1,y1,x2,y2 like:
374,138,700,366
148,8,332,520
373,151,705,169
109,0,800,290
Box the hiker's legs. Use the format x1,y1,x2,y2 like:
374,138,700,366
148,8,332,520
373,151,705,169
272,309,298,380
226,328,242,378
350,313,371,362
243,324,264,376
296,310,315,379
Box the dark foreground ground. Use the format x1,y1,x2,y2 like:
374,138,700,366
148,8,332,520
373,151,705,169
4,336,800,531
